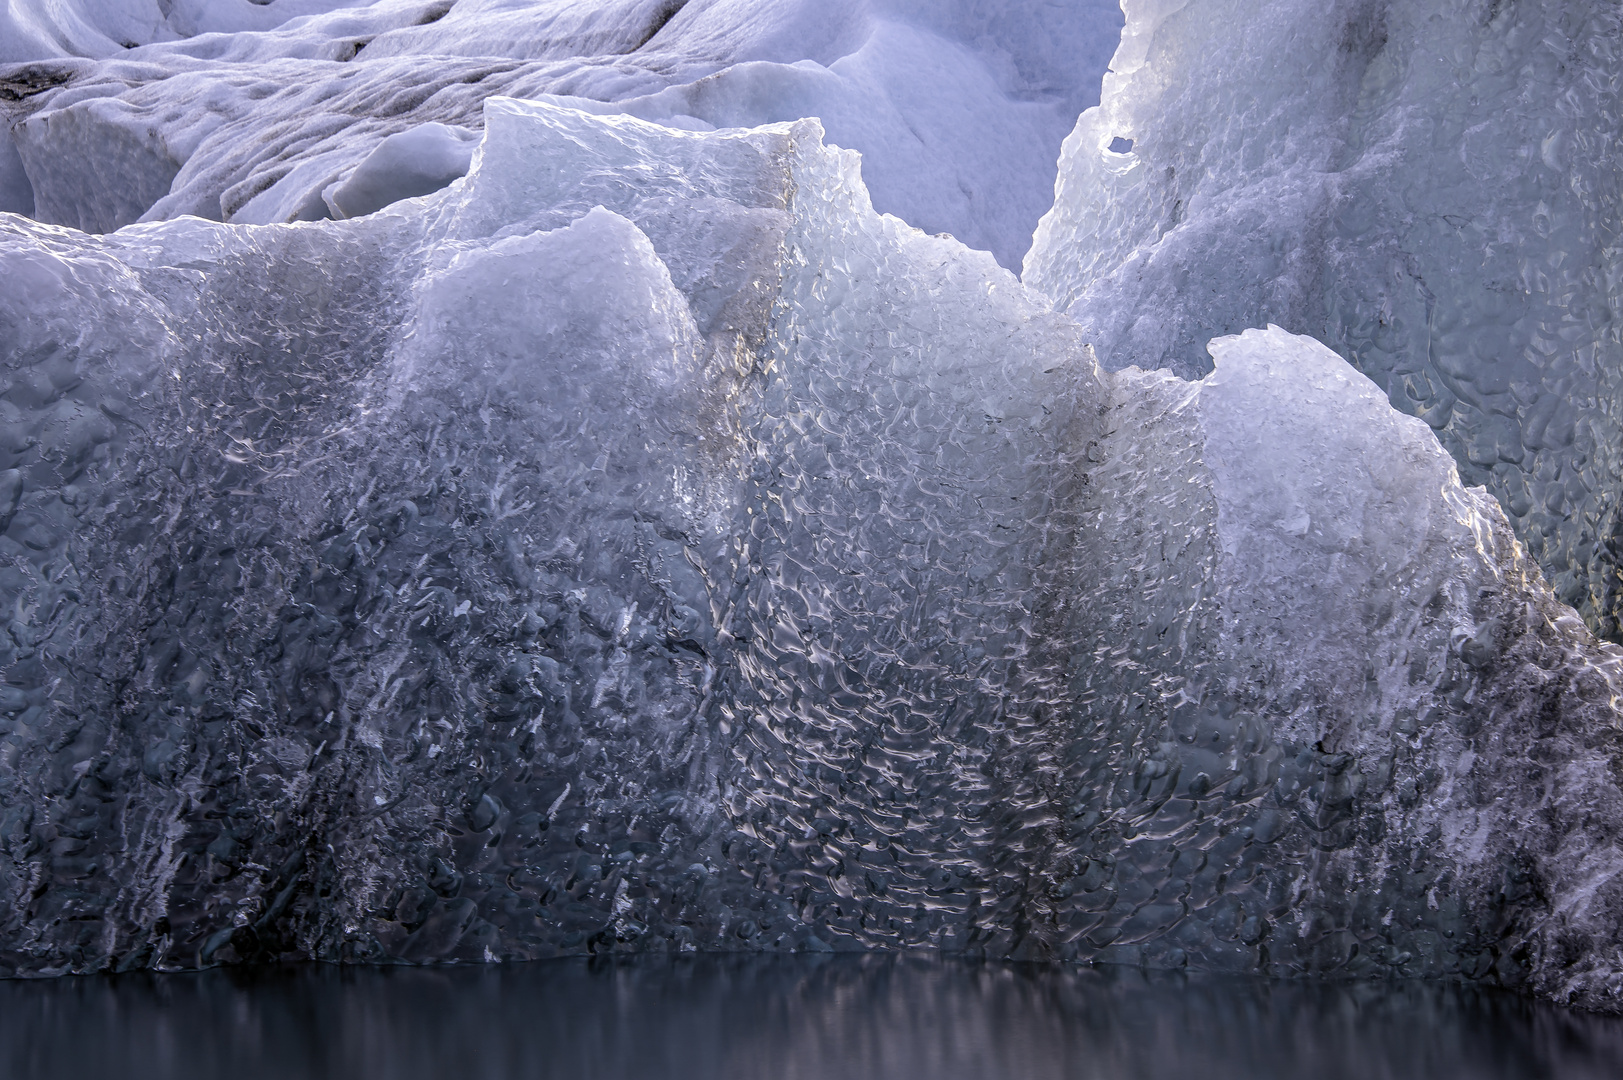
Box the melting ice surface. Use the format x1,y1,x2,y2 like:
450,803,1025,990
3,0,1623,1022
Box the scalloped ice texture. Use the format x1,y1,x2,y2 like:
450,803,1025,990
0,0,1124,269
3,99,1623,1012
1024,0,1623,643
1074,327,1623,1012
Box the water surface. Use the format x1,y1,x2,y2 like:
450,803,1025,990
2,955,1619,1079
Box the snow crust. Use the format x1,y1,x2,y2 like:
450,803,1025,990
0,0,1123,268
1025,0,1623,644
3,94,1623,1010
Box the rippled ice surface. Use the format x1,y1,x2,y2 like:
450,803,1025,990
3,957,1622,1080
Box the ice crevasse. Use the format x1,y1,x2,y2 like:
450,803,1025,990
1,0,1623,1017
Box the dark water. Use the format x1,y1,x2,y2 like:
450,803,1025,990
1,955,1620,1080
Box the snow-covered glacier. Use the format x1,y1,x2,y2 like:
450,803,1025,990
3,0,1623,1017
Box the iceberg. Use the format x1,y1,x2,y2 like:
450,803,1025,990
0,95,1099,972
2,92,1622,1013
4,0,1623,1019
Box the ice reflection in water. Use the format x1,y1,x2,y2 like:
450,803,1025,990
1,956,1620,1080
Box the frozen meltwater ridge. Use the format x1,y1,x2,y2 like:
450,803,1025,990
3,93,1623,1013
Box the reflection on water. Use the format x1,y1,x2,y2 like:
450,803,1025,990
1,955,1620,1080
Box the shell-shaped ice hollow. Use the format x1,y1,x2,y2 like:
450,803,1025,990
1,100,1623,1011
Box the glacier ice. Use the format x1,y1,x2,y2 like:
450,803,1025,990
3,89,1623,1014
0,0,1122,268
1089,330,1623,1005
1026,0,1623,645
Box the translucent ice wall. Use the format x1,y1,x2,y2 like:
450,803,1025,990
1076,330,1623,1010
0,98,1100,973
1026,0,1623,641
5,98,1623,1012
